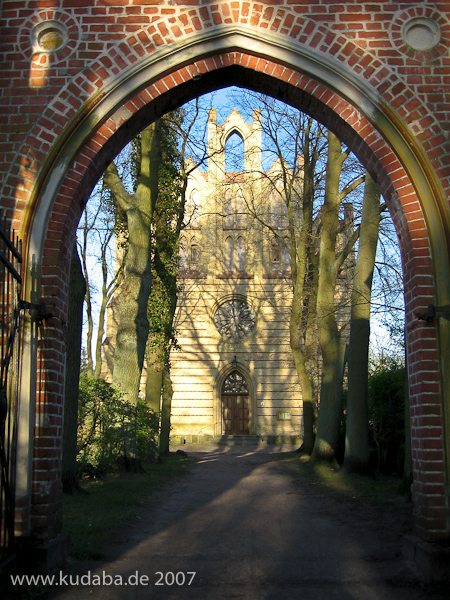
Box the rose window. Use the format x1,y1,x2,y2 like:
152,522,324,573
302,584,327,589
213,300,256,340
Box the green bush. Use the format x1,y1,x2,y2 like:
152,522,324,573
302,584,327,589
77,376,159,476
367,356,405,475
135,397,160,459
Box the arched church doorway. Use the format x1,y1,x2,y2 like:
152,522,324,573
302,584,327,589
222,371,250,435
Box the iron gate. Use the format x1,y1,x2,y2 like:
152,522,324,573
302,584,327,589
0,215,22,571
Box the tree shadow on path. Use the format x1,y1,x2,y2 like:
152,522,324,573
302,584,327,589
48,446,432,600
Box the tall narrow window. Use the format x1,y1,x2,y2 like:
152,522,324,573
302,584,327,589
190,237,199,268
224,188,247,229
225,132,244,173
271,239,280,270
225,237,234,271
224,188,234,228
282,238,291,271
235,189,246,228
236,237,246,271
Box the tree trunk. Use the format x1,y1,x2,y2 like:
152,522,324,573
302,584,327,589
344,175,381,473
106,122,162,406
93,293,108,379
111,216,153,405
288,124,317,454
292,348,316,454
145,347,164,414
62,243,86,493
159,369,173,454
290,273,316,454
313,131,346,461
313,335,346,460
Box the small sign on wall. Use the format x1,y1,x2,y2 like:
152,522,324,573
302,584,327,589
277,411,292,421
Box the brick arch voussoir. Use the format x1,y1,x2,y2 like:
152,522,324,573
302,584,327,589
10,2,448,238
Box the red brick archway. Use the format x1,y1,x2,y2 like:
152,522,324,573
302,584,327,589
1,1,449,558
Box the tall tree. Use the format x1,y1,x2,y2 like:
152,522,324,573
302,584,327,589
287,118,322,454
104,121,162,405
159,370,173,454
77,182,125,379
145,101,224,451
228,91,365,456
313,131,363,461
344,175,382,472
145,112,184,449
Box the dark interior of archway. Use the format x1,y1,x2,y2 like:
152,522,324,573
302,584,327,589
79,64,392,218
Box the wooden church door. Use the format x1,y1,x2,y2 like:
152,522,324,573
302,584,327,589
222,371,249,435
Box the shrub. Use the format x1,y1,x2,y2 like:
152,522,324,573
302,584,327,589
367,356,405,474
77,375,159,476
136,398,160,459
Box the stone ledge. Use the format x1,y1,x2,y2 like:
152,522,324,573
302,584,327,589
402,534,450,582
170,434,301,446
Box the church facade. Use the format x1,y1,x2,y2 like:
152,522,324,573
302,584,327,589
169,108,303,440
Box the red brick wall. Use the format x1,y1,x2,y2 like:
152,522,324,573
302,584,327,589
1,1,449,543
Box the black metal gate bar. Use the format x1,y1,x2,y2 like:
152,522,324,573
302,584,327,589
0,214,22,571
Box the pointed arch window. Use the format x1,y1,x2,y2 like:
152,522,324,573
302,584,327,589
179,235,202,274
190,236,199,267
236,236,246,271
225,131,244,173
225,236,234,271
223,371,249,394
271,238,281,270
223,187,247,229
282,237,291,271
269,237,291,275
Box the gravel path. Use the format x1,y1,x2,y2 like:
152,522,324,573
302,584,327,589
49,445,427,600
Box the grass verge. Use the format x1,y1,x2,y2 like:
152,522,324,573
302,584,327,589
1,453,192,600
64,453,193,560
294,454,409,505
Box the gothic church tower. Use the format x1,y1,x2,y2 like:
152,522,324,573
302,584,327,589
171,109,303,440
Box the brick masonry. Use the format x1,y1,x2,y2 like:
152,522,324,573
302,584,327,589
1,1,449,544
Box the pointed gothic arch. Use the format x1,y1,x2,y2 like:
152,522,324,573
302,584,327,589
221,370,250,435
225,130,245,173
3,22,450,544
214,361,256,436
